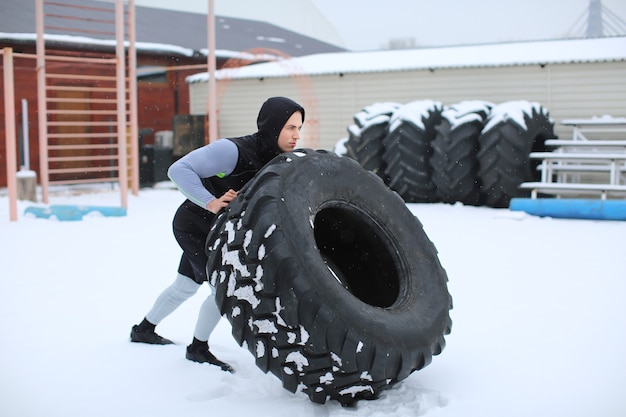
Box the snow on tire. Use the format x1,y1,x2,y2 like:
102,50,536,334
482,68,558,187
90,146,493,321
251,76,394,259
476,101,554,208
382,100,443,203
430,101,493,205
205,149,452,406
345,102,400,181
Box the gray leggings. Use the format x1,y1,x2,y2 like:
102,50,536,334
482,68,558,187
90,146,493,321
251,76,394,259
145,273,221,342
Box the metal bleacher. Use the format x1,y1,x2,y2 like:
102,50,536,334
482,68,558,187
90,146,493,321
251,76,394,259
520,117,626,200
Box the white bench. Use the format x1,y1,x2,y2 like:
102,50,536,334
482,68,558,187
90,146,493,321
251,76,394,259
540,140,626,180
524,152,626,199
544,139,626,148
530,152,626,160
529,152,626,184
519,182,626,199
561,117,626,141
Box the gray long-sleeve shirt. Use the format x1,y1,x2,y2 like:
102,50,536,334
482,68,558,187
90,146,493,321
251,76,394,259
167,139,239,209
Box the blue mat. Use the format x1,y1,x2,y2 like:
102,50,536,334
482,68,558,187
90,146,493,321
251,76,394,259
510,198,626,221
24,205,127,221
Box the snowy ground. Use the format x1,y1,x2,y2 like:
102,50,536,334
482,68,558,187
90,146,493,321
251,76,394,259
1,183,625,417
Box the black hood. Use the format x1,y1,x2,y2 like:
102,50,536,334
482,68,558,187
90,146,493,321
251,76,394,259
202,97,305,203
256,96,305,158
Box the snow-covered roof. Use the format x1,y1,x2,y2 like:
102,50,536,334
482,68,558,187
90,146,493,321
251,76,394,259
1,32,198,57
186,36,626,83
0,0,345,59
0,32,257,59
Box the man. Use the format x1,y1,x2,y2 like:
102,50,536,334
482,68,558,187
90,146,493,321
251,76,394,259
130,97,305,373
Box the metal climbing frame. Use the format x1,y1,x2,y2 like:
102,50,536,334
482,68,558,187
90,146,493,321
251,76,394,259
35,0,138,208
2,48,19,221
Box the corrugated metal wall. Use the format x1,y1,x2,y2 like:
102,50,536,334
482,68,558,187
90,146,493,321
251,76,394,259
189,61,626,150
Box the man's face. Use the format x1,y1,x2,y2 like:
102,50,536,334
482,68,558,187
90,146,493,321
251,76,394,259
277,111,303,152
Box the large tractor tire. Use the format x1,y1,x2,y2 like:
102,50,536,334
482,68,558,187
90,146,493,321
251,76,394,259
477,101,554,208
345,102,400,181
206,149,452,406
430,101,493,205
382,100,443,203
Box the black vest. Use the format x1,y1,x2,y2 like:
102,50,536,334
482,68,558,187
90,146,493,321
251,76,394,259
200,133,277,200
180,96,304,218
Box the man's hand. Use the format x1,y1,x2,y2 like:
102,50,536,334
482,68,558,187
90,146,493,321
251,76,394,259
206,189,238,214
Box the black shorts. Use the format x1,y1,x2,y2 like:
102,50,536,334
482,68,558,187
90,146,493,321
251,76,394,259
172,200,216,284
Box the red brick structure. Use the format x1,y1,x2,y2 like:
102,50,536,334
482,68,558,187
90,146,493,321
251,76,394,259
0,0,345,187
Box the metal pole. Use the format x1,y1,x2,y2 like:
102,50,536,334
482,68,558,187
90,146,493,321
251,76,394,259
21,99,30,170
128,0,139,195
35,0,49,204
207,0,217,143
115,0,128,209
3,48,18,221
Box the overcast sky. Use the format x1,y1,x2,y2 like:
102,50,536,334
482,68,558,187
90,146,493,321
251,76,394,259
132,0,626,51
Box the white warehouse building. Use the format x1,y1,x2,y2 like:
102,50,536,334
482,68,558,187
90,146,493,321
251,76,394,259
187,36,626,150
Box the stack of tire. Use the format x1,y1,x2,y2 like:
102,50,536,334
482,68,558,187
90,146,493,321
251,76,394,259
343,100,555,208
344,101,401,182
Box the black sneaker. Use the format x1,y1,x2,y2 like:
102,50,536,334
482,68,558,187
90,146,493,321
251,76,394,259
186,345,234,373
130,325,174,345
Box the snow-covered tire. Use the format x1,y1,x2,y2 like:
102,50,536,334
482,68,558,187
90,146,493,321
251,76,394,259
477,101,554,208
430,101,493,205
345,102,400,181
205,149,452,406
332,137,349,157
382,100,443,203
